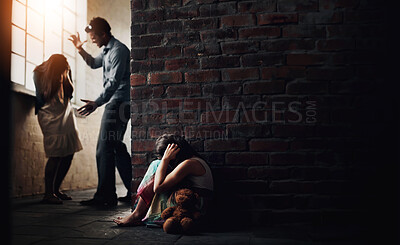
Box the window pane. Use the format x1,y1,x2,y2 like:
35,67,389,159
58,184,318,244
12,0,26,29
11,54,25,85
45,0,62,14
25,62,36,91
26,35,43,65
27,8,44,39
63,9,76,34
45,11,61,36
27,0,44,14
63,31,76,57
64,0,76,12
12,25,25,56
44,31,62,60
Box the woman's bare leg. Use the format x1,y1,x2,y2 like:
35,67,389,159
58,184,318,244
114,196,148,226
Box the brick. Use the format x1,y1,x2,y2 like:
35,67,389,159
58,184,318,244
221,14,256,27
201,110,239,124
185,125,225,139
131,153,148,165
299,11,343,24
238,0,276,13
242,53,283,67
148,20,182,33
131,86,164,100
249,139,289,152
131,34,163,47
222,95,261,109
261,39,315,51
132,140,155,152
148,98,183,111
239,26,280,39
131,60,164,73
286,53,327,66
148,46,181,59
164,5,198,19
163,32,201,45
131,48,147,60
130,74,146,86
184,18,218,31
183,97,220,110
199,2,236,17
201,28,237,41
201,56,240,69
148,0,180,8
258,13,298,25
131,23,146,35
204,139,247,151
142,113,165,125
243,80,285,95
185,70,220,83
261,66,305,80
221,41,259,55
132,0,145,10
166,84,201,97
132,9,164,23
165,58,200,71
148,72,182,85
184,43,221,57
226,124,270,138
203,82,242,96
225,152,268,165
148,125,184,138
282,25,326,38
277,0,318,12
222,68,259,81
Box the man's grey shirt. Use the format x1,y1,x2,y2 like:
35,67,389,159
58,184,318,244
79,36,130,106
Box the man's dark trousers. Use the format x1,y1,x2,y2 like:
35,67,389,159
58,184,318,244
94,100,131,203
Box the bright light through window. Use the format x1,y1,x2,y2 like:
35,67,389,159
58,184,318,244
10,0,86,99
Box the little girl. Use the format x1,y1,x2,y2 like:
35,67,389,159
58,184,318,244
114,134,213,227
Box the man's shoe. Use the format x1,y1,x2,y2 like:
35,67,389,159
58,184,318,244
117,195,132,203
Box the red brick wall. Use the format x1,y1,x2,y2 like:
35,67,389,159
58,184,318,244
130,0,392,226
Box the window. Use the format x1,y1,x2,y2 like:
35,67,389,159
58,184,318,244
11,0,86,102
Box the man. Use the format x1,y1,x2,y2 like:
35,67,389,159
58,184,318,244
69,17,132,206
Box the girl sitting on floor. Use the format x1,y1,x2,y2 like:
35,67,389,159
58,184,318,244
114,134,213,227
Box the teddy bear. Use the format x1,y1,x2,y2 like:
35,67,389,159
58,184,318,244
161,188,201,234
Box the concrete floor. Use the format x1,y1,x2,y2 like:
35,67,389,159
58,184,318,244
11,185,377,245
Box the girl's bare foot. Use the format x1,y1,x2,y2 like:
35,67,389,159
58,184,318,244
113,212,144,227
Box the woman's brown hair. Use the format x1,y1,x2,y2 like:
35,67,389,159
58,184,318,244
34,54,73,102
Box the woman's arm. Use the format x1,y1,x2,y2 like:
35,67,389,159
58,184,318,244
154,143,201,194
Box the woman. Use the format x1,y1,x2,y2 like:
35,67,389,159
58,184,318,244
34,54,83,204
114,134,213,227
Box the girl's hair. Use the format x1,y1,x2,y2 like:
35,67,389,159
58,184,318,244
34,54,73,102
154,134,202,167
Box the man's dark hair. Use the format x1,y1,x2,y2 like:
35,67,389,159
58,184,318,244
85,17,111,37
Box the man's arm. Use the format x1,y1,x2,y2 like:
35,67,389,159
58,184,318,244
94,47,129,107
68,32,102,69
